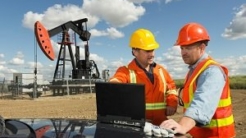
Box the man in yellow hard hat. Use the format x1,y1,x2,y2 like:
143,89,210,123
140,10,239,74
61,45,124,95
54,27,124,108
109,28,178,125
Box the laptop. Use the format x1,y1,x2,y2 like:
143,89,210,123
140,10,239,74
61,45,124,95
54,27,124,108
95,82,146,128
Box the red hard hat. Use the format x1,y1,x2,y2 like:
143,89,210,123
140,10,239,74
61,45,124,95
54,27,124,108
175,22,210,46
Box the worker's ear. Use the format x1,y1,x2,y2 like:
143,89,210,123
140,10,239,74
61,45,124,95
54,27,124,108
132,50,135,56
132,48,140,56
202,43,206,49
198,43,206,54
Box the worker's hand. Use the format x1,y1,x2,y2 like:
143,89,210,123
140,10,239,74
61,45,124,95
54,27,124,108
166,106,177,116
160,119,186,135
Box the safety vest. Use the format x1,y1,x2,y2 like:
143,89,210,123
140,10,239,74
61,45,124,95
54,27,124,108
182,58,235,138
127,67,168,111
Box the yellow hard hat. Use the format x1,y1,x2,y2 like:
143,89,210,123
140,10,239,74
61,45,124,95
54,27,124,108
129,28,159,50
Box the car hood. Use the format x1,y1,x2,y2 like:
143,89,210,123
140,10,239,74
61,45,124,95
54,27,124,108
1,118,146,138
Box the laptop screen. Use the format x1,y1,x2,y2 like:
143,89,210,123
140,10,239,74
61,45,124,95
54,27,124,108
95,82,146,127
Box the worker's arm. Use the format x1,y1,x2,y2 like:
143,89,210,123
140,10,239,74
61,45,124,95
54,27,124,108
109,66,129,83
109,78,122,83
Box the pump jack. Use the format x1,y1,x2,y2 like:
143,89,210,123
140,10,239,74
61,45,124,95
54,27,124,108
34,18,102,95
34,18,100,81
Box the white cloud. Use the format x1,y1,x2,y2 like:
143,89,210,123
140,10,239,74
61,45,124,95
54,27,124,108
0,54,4,58
23,0,143,40
164,0,174,4
90,27,124,39
90,53,105,63
110,60,125,68
217,55,246,76
9,58,25,65
89,29,108,37
82,0,145,27
9,52,25,65
16,51,25,59
107,28,124,39
155,47,188,79
0,54,5,65
22,11,44,30
22,4,99,30
222,4,246,40
0,65,18,81
0,61,6,65
26,61,44,70
129,0,172,4
128,0,157,4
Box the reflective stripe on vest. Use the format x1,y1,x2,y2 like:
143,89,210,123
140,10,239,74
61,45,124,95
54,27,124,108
206,114,234,128
146,103,166,110
159,68,167,93
184,59,234,128
128,69,136,83
127,66,166,110
184,96,232,109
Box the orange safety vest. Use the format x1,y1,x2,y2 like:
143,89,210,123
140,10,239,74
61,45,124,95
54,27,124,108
110,59,177,125
182,58,236,138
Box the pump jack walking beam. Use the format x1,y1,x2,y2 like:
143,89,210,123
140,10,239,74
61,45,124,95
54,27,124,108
34,18,91,62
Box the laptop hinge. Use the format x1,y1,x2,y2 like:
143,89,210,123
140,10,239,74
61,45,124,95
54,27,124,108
97,115,145,128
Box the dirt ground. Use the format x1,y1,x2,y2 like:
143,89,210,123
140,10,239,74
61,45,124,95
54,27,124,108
0,89,245,137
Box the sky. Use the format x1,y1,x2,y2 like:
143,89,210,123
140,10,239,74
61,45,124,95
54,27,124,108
0,0,246,83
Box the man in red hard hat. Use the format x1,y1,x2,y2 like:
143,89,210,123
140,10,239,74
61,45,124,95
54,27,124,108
160,22,236,138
